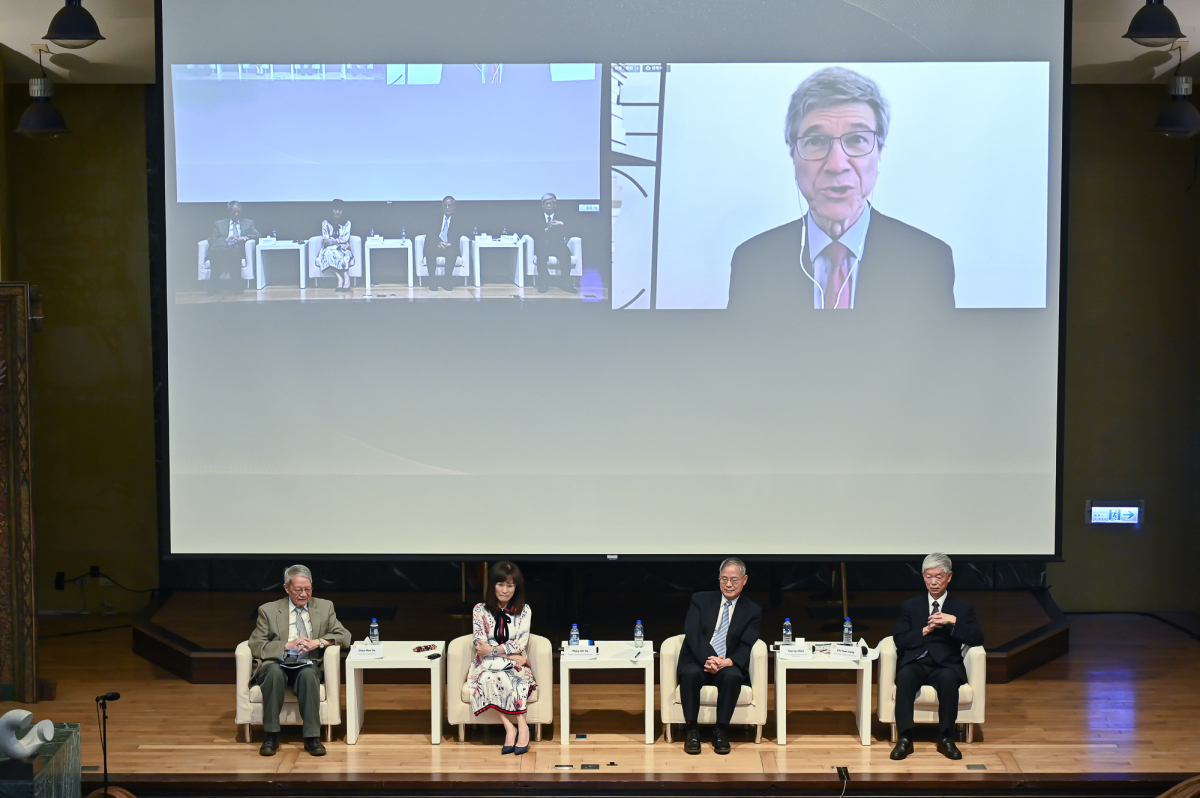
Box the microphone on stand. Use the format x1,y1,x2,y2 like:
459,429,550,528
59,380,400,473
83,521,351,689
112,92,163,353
93,692,121,798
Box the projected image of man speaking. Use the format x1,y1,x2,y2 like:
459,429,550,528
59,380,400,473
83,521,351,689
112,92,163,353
727,67,955,312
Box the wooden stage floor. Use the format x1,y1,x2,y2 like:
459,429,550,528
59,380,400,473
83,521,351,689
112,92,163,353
10,612,1200,796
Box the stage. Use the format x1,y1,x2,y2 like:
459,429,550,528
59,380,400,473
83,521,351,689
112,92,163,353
15,610,1200,797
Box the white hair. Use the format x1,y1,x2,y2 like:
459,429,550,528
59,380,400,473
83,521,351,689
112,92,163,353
283,564,312,586
921,553,953,574
719,557,747,576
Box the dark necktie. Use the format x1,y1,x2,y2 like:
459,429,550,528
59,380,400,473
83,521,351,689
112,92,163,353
918,601,939,660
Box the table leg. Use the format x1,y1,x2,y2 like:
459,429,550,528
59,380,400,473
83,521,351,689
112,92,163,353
430,660,443,745
346,666,362,745
560,666,571,745
776,663,787,745
473,243,481,288
858,660,872,746
256,247,265,290
406,245,414,287
365,247,372,293
644,662,654,744
298,247,305,289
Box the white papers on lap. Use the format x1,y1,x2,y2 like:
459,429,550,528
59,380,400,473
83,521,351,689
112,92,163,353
349,643,384,660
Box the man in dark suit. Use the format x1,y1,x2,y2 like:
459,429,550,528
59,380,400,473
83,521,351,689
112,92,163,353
427,195,466,292
531,193,578,294
727,67,954,312
206,200,261,295
677,557,763,755
248,564,351,757
889,552,984,761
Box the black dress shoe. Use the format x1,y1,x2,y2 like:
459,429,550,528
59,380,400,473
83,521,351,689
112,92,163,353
937,736,962,760
259,732,279,756
561,282,579,294
712,725,731,755
304,737,327,756
683,726,702,755
428,282,439,292
537,280,550,294
889,736,913,760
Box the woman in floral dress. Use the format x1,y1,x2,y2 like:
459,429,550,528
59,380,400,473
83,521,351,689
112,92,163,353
316,199,354,292
469,561,536,754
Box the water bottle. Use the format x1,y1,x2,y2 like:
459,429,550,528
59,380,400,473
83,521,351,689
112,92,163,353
270,227,277,238
569,624,580,647
782,618,792,643
369,618,380,644
401,226,406,239
370,227,375,237
502,225,508,236
634,620,644,648
473,226,479,236
842,617,853,644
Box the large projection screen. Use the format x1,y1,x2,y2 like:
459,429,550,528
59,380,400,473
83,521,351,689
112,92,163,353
157,0,1067,557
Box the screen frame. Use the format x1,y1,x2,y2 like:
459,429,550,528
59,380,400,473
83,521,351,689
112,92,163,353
148,0,1072,563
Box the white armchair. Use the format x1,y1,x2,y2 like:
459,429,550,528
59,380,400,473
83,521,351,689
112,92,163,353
446,633,553,742
523,236,583,281
877,636,986,743
234,641,342,743
659,633,768,744
415,235,470,287
306,235,363,286
198,238,256,285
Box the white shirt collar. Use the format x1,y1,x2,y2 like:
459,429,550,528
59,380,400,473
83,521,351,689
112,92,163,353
290,599,308,614
807,204,871,263
928,592,948,613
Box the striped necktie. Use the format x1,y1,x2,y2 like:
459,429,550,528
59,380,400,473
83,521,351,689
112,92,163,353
712,600,732,658
293,607,311,662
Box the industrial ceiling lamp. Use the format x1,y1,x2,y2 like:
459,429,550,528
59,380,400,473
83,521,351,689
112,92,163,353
1152,76,1200,137
43,0,105,49
14,52,68,137
1123,0,1184,47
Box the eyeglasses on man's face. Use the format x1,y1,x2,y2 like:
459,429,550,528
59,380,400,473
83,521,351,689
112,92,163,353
922,571,949,583
793,130,879,161
288,585,313,594
718,576,743,585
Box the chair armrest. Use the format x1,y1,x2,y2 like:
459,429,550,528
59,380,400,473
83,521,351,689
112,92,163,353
659,634,684,716
235,641,253,723
877,636,897,722
964,644,986,712
458,235,469,268
198,240,210,279
527,634,552,686
447,634,474,702
521,234,536,272
322,644,341,724
415,235,426,269
749,639,768,716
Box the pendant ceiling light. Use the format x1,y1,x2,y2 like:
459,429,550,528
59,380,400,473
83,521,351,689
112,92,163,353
43,0,105,50
14,52,68,137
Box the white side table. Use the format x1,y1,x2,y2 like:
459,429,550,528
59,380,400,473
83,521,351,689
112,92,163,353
774,642,872,746
559,640,654,745
364,238,414,290
345,640,446,745
255,239,307,289
472,237,525,287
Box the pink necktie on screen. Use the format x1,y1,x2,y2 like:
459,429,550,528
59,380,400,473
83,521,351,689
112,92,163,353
821,241,852,309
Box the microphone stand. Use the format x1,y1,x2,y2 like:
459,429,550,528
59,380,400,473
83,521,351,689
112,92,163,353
97,696,110,798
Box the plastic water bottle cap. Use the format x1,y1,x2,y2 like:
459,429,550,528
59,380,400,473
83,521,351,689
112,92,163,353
845,617,851,621
372,618,377,623
637,620,642,624
785,618,790,622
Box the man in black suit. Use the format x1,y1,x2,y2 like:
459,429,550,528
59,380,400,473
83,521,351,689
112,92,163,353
531,193,578,294
727,67,954,312
677,558,763,755
889,552,984,761
206,200,261,295
426,196,465,292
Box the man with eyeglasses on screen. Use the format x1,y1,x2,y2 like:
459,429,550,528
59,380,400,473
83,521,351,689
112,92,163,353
727,67,955,312
248,564,350,757
677,558,763,755
889,553,983,761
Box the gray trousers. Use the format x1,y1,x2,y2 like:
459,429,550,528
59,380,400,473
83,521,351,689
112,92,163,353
256,662,321,738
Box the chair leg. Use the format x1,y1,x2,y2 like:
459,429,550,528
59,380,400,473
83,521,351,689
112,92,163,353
458,723,466,743
755,724,762,744
966,723,975,744
664,723,673,743
242,724,253,743
535,723,542,742
890,723,898,744
323,725,333,743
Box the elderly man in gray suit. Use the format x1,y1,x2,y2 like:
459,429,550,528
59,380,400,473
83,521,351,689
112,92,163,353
249,564,351,757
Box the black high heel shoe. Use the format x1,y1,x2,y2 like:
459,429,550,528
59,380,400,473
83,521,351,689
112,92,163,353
501,744,515,755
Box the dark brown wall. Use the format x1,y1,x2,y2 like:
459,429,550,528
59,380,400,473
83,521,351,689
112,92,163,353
3,83,1198,614
4,84,157,613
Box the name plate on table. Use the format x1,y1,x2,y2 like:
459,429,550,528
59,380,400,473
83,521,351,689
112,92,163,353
499,234,519,244
562,644,599,659
350,644,384,660
367,235,384,243
778,643,813,660
830,643,861,661
259,237,277,245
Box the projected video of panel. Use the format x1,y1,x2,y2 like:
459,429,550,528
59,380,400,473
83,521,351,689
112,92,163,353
169,63,605,303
